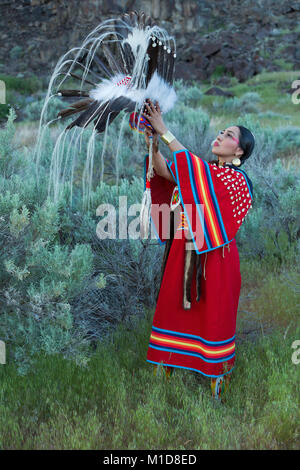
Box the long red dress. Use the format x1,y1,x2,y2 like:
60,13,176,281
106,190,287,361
144,150,254,378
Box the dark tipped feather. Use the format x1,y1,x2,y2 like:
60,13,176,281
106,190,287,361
109,96,136,113
93,96,135,133
155,41,175,84
118,11,154,77
166,49,175,85
60,95,135,132
121,13,133,28
111,36,131,76
157,42,166,78
94,96,136,132
94,109,120,133
102,44,123,75
139,11,145,28
73,58,102,81
67,98,94,109
145,37,159,86
144,14,153,27
113,18,130,40
65,101,104,130
129,10,139,28
122,42,135,73
57,89,89,97
57,98,94,119
69,72,96,87
58,106,87,119
92,54,113,78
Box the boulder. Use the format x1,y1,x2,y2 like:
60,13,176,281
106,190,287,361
204,86,234,97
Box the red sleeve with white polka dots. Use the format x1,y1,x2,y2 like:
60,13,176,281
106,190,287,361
210,163,253,233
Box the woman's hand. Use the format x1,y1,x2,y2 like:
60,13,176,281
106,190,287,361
144,126,159,153
143,99,186,153
143,99,168,136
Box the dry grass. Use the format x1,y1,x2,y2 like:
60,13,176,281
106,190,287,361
12,121,61,149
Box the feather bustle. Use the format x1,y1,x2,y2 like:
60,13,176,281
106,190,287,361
55,10,176,133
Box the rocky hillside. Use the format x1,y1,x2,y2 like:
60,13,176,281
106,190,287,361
1,0,300,82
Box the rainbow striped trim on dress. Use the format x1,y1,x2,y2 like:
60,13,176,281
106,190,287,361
174,150,229,253
149,326,235,363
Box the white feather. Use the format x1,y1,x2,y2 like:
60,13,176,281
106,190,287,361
122,27,150,57
144,72,177,113
89,71,177,113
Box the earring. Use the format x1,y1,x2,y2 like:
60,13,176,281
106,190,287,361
232,157,241,166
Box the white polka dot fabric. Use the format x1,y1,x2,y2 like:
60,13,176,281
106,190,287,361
211,164,253,227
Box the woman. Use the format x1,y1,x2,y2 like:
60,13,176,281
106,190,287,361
142,99,255,402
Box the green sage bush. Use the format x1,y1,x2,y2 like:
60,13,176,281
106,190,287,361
0,78,299,375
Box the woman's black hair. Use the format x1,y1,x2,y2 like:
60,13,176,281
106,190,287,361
237,125,255,165
210,125,255,167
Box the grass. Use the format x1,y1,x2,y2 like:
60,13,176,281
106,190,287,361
238,259,300,339
273,59,294,71
198,70,300,128
0,260,299,450
0,74,43,95
0,74,44,123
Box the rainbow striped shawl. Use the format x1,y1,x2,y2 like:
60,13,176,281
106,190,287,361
144,149,253,254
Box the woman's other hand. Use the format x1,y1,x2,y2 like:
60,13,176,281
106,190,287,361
143,100,168,136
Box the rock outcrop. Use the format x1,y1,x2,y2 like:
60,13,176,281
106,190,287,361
1,0,299,82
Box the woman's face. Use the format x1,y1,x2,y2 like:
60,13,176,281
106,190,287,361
211,126,242,157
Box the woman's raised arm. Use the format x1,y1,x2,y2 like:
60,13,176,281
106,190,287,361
163,136,186,153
